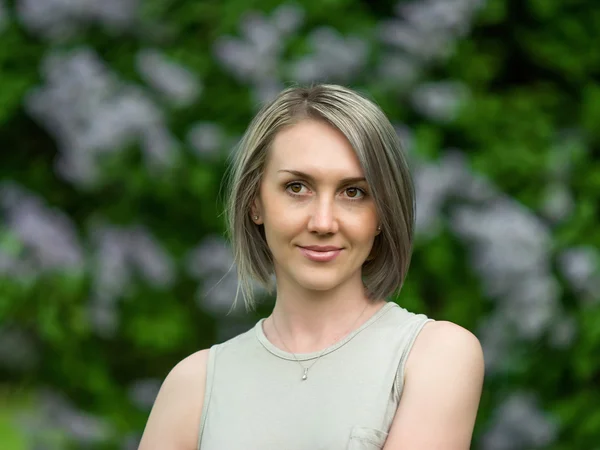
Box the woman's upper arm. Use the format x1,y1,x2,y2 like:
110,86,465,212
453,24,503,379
138,349,210,450
384,321,485,450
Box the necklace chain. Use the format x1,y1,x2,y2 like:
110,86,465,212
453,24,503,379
271,303,370,381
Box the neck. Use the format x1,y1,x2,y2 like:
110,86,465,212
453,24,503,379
265,276,386,353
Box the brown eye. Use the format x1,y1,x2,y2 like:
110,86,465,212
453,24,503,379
345,187,364,199
288,183,303,194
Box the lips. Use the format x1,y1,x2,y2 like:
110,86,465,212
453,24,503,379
300,245,342,252
298,246,343,262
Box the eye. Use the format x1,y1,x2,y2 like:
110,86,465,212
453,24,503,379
344,187,365,199
286,182,307,195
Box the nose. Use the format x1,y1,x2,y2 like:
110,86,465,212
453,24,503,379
307,197,339,234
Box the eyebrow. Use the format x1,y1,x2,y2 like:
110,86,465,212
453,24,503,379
278,169,366,184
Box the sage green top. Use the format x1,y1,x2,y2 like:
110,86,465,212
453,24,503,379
197,302,433,450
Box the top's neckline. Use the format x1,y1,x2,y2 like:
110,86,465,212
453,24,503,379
255,302,397,361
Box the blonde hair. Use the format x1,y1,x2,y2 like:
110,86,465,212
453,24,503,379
224,84,415,311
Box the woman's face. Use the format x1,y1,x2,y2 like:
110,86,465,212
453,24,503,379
252,119,380,294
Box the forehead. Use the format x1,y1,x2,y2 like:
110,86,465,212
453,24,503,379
265,120,364,177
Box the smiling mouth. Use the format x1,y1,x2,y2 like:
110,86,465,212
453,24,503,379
297,246,342,262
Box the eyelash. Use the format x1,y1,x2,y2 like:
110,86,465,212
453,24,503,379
284,182,367,201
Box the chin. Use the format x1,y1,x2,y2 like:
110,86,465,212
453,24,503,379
293,271,348,292
298,281,340,292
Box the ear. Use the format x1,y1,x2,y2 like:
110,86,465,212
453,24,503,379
250,197,264,225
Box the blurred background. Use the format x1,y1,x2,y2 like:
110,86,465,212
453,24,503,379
1,0,599,448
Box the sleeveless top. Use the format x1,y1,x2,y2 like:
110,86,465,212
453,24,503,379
197,302,433,450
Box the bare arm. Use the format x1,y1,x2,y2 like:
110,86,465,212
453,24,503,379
384,321,485,450
138,349,210,450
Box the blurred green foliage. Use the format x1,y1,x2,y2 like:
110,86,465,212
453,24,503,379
0,0,599,448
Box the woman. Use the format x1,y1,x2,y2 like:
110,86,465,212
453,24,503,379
139,84,485,450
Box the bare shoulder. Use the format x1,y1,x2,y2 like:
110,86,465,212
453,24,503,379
406,320,485,393
384,321,485,449
409,320,484,369
171,349,211,381
138,349,211,450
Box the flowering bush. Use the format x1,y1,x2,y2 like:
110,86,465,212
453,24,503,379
1,0,599,448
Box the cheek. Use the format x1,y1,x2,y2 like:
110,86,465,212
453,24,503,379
263,195,289,225
261,197,298,247
263,192,304,228
355,230,377,250
345,209,378,235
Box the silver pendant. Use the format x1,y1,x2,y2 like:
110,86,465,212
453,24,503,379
302,368,308,380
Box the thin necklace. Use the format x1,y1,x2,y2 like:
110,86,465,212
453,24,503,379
271,303,370,381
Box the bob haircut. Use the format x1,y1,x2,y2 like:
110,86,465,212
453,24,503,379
225,84,415,311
